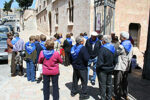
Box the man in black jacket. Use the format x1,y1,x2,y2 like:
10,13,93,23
85,31,101,85
96,35,116,100
70,36,90,99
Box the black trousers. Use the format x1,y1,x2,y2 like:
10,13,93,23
114,70,128,100
11,51,23,75
96,70,113,100
71,68,88,96
64,51,70,66
43,74,59,100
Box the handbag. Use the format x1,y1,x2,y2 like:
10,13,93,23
36,58,45,79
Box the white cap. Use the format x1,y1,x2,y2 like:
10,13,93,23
91,31,98,36
120,31,129,39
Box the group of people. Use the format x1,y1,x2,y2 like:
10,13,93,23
6,31,134,100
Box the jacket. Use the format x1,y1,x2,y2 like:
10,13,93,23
71,46,90,69
96,47,117,72
85,38,101,59
38,51,63,75
24,50,37,64
35,42,43,64
114,44,133,71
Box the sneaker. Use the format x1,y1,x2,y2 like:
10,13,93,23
79,94,89,99
91,80,95,85
71,92,78,97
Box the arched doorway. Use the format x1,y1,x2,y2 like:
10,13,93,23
129,23,141,47
49,12,52,36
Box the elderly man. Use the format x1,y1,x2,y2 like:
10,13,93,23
96,35,116,100
70,36,90,99
85,31,101,85
113,31,133,100
11,33,24,77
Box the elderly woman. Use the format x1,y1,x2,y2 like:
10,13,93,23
38,40,63,100
96,35,116,100
113,32,133,100
63,33,73,66
70,36,90,99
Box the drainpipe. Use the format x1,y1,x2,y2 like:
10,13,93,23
104,0,107,35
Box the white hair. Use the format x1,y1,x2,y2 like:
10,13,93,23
120,31,129,39
76,36,84,44
103,35,112,43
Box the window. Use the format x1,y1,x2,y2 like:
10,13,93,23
40,18,41,23
39,5,41,11
43,1,46,8
55,8,58,25
68,0,74,23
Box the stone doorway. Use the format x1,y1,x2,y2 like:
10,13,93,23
49,12,52,36
129,23,141,47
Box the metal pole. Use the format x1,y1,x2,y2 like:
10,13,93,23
94,6,97,31
104,0,107,35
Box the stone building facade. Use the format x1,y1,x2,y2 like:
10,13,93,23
36,0,150,52
36,0,94,37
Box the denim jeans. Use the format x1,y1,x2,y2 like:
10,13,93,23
97,71,113,100
43,74,59,100
26,59,35,82
87,57,97,81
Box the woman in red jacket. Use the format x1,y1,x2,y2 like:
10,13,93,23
38,39,63,100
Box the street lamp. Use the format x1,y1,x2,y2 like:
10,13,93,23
94,0,116,35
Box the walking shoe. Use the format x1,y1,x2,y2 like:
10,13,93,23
91,80,95,85
18,72,23,76
79,94,89,99
71,92,78,97
11,74,16,77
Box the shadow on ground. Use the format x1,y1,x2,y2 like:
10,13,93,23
128,69,150,100
65,82,100,100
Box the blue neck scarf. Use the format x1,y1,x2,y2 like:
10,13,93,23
89,38,98,44
71,44,83,60
25,42,36,55
66,38,72,45
56,39,61,44
40,41,46,50
11,37,20,45
84,36,88,40
121,40,132,53
43,50,55,60
102,43,115,54
35,41,39,44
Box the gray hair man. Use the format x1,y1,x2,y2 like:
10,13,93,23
96,35,116,100
113,31,133,100
70,35,90,99
11,32,24,77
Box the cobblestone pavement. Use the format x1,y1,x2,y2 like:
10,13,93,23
0,61,150,100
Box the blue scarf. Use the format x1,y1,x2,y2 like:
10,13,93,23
66,38,72,45
40,41,46,50
121,40,132,53
56,39,61,44
102,43,115,54
11,37,20,45
43,50,55,60
35,41,39,44
25,42,36,55
71,44,83,60
84,36,88,40
89,38,98,44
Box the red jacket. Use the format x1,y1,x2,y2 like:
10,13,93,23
38,51,63,75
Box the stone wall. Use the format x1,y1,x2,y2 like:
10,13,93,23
115,0,150,52
36,0,93,37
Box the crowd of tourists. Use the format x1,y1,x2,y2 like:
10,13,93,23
6,31,137,100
